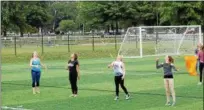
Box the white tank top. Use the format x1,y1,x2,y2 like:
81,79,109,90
113,61,123,76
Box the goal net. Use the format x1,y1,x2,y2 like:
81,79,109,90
118,25,202,58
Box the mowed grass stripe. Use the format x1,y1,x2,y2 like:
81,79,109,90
2,57,203,110
2,73,202,98
3,86,202,110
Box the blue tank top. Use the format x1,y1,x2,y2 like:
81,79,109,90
31,58,41,72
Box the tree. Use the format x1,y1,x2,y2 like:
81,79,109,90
77,2,102,31
49,1,77,31
1,1,27,37
1,1,10,36
58,20,76,33
1,1,51,37
159,1,203,26
26,1,51,34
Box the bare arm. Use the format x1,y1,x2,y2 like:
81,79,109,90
39,59,46,69
65,64,68,70
121,62,126,79
76,65,80,80
30,59,33,67
66,60,70,70
108,62,114,68
40,62,46,69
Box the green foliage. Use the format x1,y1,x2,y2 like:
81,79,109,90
26,2,51,29
49,2,77,31
58,20,76,32
159,1,203,26
1,1,204,36
1,1,51,36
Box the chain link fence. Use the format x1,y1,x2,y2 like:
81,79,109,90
1,33,124,55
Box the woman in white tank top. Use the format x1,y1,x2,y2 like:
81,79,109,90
108,56,130,100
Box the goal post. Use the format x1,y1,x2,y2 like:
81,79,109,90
118,25,202,58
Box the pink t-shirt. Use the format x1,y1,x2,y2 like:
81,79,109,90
198,51,204,63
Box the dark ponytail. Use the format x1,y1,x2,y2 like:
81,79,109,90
168,56,174,63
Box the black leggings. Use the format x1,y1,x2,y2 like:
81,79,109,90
199,62,204,82
115,75,129,96
69,75,78,94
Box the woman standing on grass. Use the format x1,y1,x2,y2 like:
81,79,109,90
30,51,45,94
197,45,204,85
156,55,178,106
67,53,80,97
195,43,202,73
108,56,130,100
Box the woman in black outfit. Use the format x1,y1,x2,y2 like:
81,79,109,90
67,53,80,97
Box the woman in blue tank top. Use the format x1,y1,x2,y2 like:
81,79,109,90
29,51,45,94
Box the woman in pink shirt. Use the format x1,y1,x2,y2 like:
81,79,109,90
197,45,204,85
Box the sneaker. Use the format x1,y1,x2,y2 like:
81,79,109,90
73,94,78,97
165,102,171,106
197,82,202,85
36,91,40,94
171,102,176,106
125,95,130,100
69,94,74,97
114,96,119,100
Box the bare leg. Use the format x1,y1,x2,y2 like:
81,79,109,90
164,79,170,105
169,79,176,104
32,87,36,94
36,87,40,93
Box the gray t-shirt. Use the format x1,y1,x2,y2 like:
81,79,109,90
156,60,177,76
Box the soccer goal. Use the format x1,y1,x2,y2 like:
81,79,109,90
118,25,202,58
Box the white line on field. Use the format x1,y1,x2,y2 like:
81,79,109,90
1,106,32,110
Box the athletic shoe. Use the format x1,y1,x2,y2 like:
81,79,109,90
74,94,78,97
36,91,40,94
125,95,130,100
69,94,74,97
171,102,176,106
165,102,171,106
114,96,119,100
197,82,202,85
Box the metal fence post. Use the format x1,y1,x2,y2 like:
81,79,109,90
92,30,95,51
41,28,44,54
14,36,17,56
114,30,117,50
68,33,70,52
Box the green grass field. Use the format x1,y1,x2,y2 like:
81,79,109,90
2,52,203,110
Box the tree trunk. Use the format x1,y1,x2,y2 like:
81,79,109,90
3,29,7,37
115,20,119,34
20,27,24,37
106,25,110,33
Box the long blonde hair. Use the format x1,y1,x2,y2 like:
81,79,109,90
31,51,38,58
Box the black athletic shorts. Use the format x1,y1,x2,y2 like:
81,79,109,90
164,75,173,79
